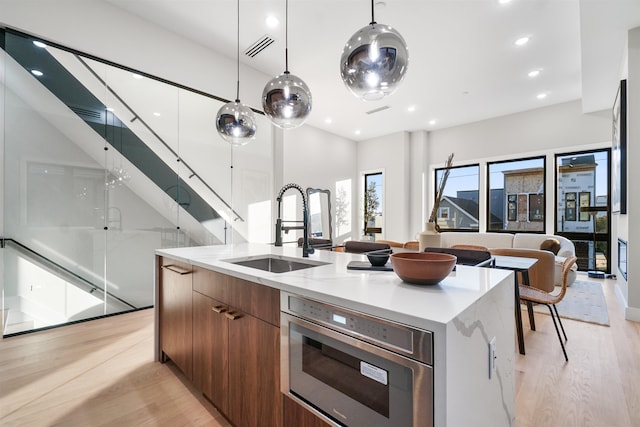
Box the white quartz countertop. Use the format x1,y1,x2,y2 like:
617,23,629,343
156,243,512,332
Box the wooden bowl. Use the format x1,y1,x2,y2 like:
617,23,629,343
390,252,457,285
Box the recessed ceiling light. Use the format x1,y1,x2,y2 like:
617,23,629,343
325,117,333,124
265,15,279,28
33,40,47,48
498,0,512,4
536,93,548,99
31,69,44,77
429,119,437,125
528,69,541,78
132,73,143,79
408,106,416,112
153,112,161,116
515,36,530,46
355,130,361,135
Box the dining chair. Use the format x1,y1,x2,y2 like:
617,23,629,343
403,240,420,250
451,244,489,252
343,241,392,253
518,256,577,362
375,239,405,248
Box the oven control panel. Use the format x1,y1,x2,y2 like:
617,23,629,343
285,293,433,364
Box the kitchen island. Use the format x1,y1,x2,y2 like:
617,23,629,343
155,243,515,427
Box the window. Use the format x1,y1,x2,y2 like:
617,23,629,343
433,164,479,231
579,192,591,221
364,172,383,238
565,192,577,221
507,194,517,221
529,194,544,222
335,179,352,239
487,156,545,232
438,207,449,220
556,150,610,273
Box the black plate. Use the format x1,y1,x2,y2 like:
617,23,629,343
346,261,393,271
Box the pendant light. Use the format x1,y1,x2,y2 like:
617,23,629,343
261,0,312,129
340,0,409,101
216,0,257,145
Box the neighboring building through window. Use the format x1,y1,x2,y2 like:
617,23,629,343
557,154,597,232
488,157,545,232
556,151,610,273
434,164,480,231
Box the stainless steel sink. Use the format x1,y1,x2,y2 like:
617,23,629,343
224,255,329,273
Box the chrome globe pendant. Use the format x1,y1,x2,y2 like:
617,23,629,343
262,0,312,129
216,97,257,145
216,0,257,145
340,0,409,101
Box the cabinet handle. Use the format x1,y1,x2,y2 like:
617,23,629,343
161,265,191,275
224,311,241,320
211,305,227,313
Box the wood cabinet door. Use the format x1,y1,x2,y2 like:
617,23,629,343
192,291,229,415
226,275,280,327
159,260,193,380
283,395,334,427
228,312,282,427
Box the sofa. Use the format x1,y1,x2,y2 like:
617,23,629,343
439,232,577,287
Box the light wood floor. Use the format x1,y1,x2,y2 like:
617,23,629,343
0,309,231,427
1,275,638,426
515,275,640,427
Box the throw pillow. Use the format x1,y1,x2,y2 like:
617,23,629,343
540,238,561,255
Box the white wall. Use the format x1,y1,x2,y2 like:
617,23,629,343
357,132,412,241
409,131,429,240
282,125,357,243
620,27,640,320
428,100,611,164
1,49,5,332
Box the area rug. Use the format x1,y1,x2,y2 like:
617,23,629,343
525,280,610,326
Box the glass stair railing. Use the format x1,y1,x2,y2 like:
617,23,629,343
1,238,137,336
1,27,275,337
4,29,241,232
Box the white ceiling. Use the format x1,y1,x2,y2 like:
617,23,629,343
105,0,640,141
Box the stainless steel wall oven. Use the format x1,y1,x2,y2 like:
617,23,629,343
281,292,434,427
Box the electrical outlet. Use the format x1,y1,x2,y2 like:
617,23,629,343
488,337,497,379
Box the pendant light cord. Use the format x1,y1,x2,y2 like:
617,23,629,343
284,0,289,73
370,0,376,25
235,0,240,102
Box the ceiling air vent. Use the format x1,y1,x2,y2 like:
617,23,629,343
244,35,275,58
365,105,391,115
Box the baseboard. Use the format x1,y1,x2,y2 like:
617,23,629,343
614,284,640,323
625,306,640,322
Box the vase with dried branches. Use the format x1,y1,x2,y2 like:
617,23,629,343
419,152,454,250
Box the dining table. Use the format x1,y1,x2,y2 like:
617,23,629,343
492,255,538,355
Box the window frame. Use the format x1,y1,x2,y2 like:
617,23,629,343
486,155,546,233
433,163,480,232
